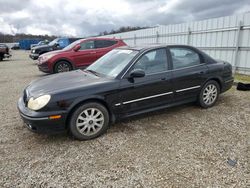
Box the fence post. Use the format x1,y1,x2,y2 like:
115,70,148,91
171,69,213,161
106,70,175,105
187,27,191,45
233,21,243,73
134,34,136,46
156,31,159,44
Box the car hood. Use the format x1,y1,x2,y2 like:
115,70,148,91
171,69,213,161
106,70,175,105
32,44,51,50
39,50,63,57
26,70,112,97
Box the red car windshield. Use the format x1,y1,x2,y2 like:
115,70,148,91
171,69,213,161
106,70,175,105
62,40,81,51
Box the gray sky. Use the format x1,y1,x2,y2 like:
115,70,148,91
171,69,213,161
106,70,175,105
0,0,249,37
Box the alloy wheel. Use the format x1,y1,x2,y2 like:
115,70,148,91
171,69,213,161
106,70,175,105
76,108,104,136
57,62,71,72
202,84,218,105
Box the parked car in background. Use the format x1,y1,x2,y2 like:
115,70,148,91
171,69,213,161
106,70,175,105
37,38,127,73
29,37,82,60
30,40,50,49
0,44,11,61
11,43,20,50
18,44,233,140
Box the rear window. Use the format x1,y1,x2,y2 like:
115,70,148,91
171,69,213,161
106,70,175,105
95,40,117,48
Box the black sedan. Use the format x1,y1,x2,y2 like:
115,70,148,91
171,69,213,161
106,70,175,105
18,45,234,140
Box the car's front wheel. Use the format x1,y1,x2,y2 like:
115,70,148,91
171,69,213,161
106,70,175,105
54,61,72,73
198,80,220,108
68,102,110,140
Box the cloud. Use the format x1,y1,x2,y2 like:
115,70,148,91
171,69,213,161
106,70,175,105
0,0,249,36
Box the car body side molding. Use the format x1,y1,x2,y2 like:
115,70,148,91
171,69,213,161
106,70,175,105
176,85,201,93
116,85,202,106
116,91,173,106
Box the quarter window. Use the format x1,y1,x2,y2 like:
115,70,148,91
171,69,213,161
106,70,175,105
80,41,95,50
132,49,168,75
169,47,201,69
95,40,117,48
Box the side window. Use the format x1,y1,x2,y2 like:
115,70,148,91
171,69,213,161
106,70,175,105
80,41,95,50
169,47,201,69
57,39,67,48
132,48,168,75
95,40,117,48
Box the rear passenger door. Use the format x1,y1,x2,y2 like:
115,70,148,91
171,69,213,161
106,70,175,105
168,46,208,102
94,40,118,59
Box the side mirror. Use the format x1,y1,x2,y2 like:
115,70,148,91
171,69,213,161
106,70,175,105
73,44,81,52
129,69,145,78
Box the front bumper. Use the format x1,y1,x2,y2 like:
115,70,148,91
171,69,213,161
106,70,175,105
29,53,39,60
37,62,51,73
17,97,67,134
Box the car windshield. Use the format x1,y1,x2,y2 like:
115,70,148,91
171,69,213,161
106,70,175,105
49,39,59,46
63,40,81,51
86,49,138,78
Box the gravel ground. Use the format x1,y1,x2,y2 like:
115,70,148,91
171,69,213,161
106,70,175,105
0,50,249,187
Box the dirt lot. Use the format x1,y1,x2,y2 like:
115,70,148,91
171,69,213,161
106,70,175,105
0,50,249,187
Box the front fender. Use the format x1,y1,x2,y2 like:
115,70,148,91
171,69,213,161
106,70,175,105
65,95,116,124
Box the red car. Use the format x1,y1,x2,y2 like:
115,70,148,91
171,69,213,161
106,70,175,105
37,38,127,73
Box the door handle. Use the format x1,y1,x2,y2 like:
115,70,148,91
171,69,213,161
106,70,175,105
197,71,205,75
161,77,166,80
90,52,96,54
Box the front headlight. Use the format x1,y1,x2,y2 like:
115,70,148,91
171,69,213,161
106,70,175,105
39,54,55,63
27,95,51,111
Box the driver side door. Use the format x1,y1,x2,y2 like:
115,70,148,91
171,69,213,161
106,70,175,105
118,48,173,115
71,40,97,68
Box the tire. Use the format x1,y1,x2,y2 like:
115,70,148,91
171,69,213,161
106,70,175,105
54,61,72,73
0,55,3,61
198,80,220,108
68,102,110,140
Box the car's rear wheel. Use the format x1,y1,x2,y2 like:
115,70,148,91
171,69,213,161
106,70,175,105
54,61,72,73
68,102,110,140
198,80,220,108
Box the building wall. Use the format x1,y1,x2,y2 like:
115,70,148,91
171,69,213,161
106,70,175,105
99,13,250,74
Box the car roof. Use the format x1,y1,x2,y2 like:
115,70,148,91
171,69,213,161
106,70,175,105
117,44,195,51
77,37,122,43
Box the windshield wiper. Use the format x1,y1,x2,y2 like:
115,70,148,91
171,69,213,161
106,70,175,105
86,69,100,76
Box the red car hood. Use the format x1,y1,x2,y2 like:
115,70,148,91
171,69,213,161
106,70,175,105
40,49,69,57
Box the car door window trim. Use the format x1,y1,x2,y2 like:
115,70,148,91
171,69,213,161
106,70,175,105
173,63,206,71
145,63,206,76
122,62,206,78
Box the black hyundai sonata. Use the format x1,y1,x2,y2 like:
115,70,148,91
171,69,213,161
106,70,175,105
18,45,234,140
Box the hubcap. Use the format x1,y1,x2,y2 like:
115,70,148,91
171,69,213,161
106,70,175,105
203,84,218,105
76,108,104,136
57,63,70,72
